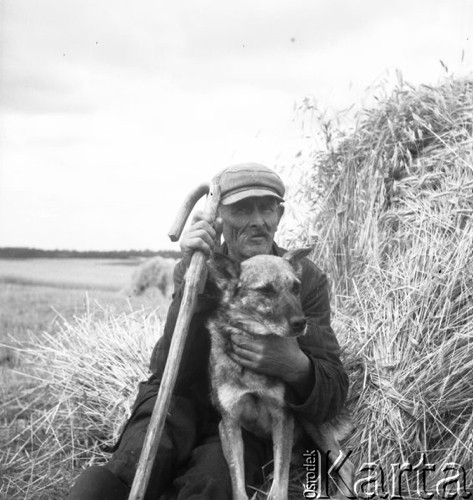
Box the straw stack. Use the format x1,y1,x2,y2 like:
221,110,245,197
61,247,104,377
297,76,473,496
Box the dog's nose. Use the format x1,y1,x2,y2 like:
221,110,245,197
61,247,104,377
290,316,306,333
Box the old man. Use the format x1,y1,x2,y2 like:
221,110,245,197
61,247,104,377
67,163,348,500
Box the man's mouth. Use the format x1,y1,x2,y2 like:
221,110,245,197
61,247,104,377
249,235,268,243
249,232,268,240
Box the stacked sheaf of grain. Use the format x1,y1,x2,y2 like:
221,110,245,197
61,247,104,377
301,77,473,492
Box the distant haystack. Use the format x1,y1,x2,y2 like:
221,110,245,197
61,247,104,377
129,256,176,297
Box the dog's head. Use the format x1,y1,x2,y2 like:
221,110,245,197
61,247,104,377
207,248,312,337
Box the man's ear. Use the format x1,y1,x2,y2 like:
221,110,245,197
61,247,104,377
207,253,241,290
283,247,313,275
277,203,285,223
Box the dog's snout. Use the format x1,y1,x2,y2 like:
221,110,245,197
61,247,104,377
289,316,306,334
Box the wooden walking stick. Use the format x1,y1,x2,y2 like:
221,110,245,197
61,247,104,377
128,180,221,500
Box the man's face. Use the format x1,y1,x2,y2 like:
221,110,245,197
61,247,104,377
219,196,284,262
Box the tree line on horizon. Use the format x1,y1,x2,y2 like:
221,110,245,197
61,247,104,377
0,247,182,260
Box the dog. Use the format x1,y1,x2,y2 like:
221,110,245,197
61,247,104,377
207,249,354,500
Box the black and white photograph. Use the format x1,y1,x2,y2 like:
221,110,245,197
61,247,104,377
1,1,472,499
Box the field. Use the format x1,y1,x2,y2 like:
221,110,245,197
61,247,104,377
0,257,170,331
0,258,138,289
0,257,171,499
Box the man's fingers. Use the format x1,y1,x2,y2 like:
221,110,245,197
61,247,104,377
231,334,266,353
232,343,249,356
229,347,257,367
232,342,261,362
191,212,222,238
187,226,216,248
180,216,220,259
184,237,213,256
189,219,217,236
190,210,215,226
231,337,252,352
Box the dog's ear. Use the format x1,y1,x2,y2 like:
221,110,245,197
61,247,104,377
283,247,313,275
207,253,241,290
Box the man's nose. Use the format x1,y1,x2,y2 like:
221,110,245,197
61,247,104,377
248,208,265,226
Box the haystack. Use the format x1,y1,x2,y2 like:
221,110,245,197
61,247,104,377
128,256,176,297
293,76,473,496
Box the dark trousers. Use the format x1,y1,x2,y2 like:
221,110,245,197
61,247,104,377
67,377,273,500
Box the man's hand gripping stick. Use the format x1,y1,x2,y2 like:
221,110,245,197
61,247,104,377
129,180,221,500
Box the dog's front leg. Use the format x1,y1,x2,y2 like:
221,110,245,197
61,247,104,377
267,409,294,500
219,417,249,500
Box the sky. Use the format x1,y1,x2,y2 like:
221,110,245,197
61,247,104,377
0,0,472,251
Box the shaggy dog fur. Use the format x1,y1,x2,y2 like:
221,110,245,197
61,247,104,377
207,250,354,500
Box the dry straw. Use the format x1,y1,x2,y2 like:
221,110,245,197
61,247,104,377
1,304,160,499
287,75,473,496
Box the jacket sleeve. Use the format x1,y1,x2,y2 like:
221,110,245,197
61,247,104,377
148,259,186,377
286,258,349,424
148,260,214,399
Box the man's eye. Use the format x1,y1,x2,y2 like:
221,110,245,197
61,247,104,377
233,207,251,216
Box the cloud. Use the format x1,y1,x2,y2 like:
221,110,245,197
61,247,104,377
1,0,472,249
2,0,470,117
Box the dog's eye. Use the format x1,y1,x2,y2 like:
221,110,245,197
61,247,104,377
292,281,301,295
256,284,275,295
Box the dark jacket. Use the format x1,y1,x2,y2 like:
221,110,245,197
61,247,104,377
148,243,348,428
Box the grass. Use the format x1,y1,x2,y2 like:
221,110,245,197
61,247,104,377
1,283,118,344
0,258,145,291
0,258,171,341
1,306,161,499
0,258,171,499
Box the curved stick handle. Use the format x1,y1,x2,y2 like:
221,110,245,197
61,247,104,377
129,181,221,500
167,183,210,242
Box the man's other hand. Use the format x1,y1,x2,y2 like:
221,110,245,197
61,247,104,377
180,210,223,266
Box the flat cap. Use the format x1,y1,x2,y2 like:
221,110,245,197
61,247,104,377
215,162,285,206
